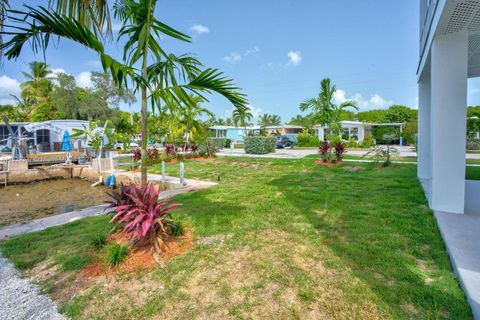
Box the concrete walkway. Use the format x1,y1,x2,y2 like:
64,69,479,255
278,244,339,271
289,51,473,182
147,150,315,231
0,176,217,240
0,254,65,320
435,211,480,319
217,147,480,160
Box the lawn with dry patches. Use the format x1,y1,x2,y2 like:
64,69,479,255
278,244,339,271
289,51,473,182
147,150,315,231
0,156,472,319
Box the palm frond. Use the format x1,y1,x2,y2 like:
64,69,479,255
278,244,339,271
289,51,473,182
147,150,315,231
49,0,111,37
1,6,134,87
339,100,359,110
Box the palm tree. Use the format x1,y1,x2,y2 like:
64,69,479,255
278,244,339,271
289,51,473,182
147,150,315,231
257,114,271,127
270,114,281,126
257,113,281,127
19,61,54,116
1,2,248,186
215,118,226,126
232,105,253,132
167,95,213,150
300,78,358,137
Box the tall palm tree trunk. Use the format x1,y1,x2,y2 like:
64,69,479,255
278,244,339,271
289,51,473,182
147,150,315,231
140,1,152,186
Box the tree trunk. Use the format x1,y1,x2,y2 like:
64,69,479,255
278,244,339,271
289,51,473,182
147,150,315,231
140,1,153,187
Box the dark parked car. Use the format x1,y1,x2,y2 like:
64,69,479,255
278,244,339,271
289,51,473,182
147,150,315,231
276,135,295,149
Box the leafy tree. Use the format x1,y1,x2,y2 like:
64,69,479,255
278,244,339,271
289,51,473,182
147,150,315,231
287,113,316,128
385,105,417,123
90,71,136,107
300,78,358,136
0,104,27,121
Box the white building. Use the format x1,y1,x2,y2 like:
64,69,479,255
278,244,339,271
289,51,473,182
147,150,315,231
417,0,480,214
316,121,405,145
0,120,89,153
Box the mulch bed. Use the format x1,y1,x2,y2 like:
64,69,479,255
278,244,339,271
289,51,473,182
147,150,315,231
82,228,195,278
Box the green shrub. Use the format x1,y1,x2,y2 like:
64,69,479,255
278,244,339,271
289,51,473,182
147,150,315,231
467,138,480,150
89,232,108,250
244,136,276,154
170,221,185,236
210,137,227,150
197,138,220,157
225,138,232,148
105,243,129,267
296,130,320,147
344,138,359,148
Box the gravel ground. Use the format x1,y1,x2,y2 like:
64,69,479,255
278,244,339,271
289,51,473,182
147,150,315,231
0,255,65,320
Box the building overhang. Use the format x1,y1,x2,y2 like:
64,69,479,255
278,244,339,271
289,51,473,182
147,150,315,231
418,0,480,80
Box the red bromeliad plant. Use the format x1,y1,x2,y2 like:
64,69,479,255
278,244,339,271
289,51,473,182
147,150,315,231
319,141,331,162
165,144,176,157
108,183,181,263
334,141,346,161
131,149,142,162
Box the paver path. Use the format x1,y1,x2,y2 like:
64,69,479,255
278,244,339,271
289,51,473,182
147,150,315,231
0,255,65,320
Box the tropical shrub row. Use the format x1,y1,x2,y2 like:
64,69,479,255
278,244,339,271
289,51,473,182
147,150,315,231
244,136,276,154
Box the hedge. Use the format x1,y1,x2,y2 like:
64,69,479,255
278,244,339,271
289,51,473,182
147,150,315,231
244,136,276,154
210,137,228,150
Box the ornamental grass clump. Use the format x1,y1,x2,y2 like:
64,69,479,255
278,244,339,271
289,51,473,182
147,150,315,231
106,183,181,265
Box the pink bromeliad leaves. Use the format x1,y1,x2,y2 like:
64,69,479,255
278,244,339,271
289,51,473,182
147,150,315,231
107,182,181,240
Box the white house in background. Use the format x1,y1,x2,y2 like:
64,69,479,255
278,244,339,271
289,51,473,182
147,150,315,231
0,120,89,153
417,0,480,214
264,125,303,136
315,120,405,145
316,121,366,142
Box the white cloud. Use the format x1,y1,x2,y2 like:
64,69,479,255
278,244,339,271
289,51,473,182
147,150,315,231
0,75,21,104
224,46,260,64
49,68,66,78
190,24,210,35
224,52,242,64
244,46,260,56
248,104,263,119
75,71,93,88
333,89,393,110
287,50,302,66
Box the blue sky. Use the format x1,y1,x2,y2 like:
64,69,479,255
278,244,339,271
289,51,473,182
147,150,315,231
1,0,480,122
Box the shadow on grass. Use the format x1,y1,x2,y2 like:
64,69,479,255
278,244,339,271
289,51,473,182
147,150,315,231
270,163,472,319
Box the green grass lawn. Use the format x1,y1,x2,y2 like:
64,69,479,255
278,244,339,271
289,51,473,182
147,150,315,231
0,157,471,319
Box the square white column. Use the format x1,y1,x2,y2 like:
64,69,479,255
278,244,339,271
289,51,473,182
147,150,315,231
430,31,468,214
418,70,431,183
317,127,325,141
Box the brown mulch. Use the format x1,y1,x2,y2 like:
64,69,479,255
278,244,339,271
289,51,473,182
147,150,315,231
315,160,344,167
81,228,196,278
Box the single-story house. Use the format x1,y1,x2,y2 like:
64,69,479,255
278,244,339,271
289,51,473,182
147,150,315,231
0,120,89,153
210,125,262,143
316,120,405,146
264,125,303,136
